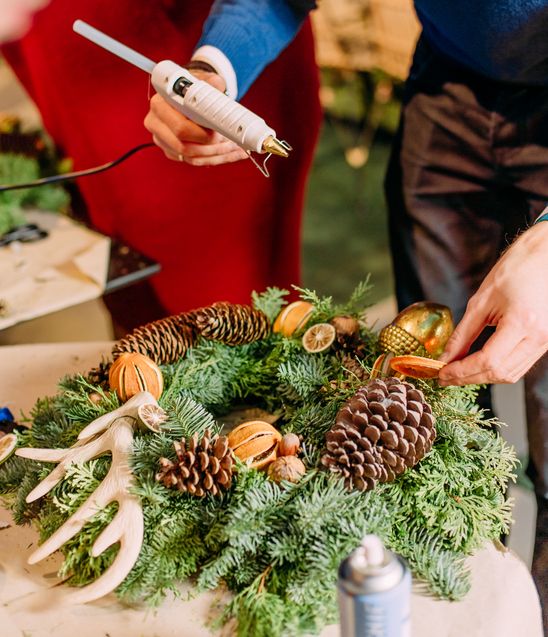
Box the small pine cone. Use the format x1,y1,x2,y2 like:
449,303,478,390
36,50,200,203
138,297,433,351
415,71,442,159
86,358,112,389
341,355,369,383
112,313,196,365
194,302,270,345
321,377,436,492
156,429,234,497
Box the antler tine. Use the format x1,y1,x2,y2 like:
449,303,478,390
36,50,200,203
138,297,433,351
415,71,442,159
68,498,144,604
14,393,160,602
21,434,116,504
28,417,137,564
78,391,157,440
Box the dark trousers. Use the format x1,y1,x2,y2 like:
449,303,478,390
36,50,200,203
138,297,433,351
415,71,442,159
385,35,548,627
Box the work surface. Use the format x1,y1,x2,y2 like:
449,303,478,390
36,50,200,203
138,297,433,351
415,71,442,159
0,342,543,637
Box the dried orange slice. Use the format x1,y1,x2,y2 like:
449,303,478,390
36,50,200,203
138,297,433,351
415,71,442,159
273,301,314,337
389,355,446,379
0,433,17,464
137,403,168,433
302,323,336,353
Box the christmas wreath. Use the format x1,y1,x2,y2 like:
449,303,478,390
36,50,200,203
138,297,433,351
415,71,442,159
0,282,516,637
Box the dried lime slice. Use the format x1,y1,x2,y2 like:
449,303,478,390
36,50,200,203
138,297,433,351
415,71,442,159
0,433,17,464
137,404,168,433
302,323,336,353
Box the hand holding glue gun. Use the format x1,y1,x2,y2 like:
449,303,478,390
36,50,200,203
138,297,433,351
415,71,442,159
73,20,291,176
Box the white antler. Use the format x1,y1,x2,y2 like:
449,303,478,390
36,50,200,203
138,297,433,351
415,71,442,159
16,391,157,603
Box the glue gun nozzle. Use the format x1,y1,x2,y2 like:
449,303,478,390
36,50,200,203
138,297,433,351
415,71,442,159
262,136,291,158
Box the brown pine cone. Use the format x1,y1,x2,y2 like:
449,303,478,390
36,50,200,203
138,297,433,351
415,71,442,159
86,358,112,390
194,302,270,345
321,377,436,492
112,313,196,365
156,429,233,497
341,355,369,383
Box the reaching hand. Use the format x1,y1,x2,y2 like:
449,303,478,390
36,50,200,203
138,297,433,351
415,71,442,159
438,222,548,386
144,69,248,166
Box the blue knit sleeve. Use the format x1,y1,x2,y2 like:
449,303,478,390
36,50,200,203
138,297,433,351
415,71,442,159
196,0,314,98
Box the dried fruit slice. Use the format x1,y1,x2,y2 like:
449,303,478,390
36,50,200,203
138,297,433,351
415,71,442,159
273,301,314,337
302,323,336,353
137,403,168,433
0,433,17,464
390,355,446,379
227,420,281,469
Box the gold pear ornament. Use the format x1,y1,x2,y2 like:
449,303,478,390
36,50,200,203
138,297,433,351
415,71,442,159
379,302,454,359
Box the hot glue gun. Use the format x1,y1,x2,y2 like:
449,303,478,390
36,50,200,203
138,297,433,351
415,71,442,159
73,20,291,177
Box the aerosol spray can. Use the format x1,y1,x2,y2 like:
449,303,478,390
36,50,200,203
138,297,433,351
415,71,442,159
338,535,411,637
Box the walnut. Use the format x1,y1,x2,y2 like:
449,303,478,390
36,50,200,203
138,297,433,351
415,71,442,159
267,456,306,484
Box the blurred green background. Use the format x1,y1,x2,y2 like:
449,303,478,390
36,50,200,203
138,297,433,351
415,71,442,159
302,70,401,305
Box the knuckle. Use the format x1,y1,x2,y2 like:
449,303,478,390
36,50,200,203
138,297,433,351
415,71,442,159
143,112,154,132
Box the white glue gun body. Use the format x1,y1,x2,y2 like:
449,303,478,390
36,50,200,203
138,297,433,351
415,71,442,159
152,60,289,158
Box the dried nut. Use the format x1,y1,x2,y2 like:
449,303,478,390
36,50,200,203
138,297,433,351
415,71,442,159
279,433,301,457
302,323,336,353
227,420,281,469
88,392,104,406
109,352,164,402
330,315,360,339
137,403,168,433
267,456,306,484
273,301,314,337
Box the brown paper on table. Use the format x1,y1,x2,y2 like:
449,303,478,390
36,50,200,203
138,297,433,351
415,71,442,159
0,342,543,637
0,210,110,330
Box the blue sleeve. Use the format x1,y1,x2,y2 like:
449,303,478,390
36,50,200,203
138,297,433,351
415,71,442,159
196,0,315,98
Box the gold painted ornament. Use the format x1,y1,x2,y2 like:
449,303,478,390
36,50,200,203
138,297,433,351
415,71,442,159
267,456,306,484
227,420,281,469
108,352,164,402
379,302,454,359
273,301,315,337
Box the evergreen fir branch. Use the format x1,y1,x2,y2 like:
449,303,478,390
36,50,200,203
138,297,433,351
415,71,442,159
285,399,341,449
251,287,289,322
162,394,219,439
0,281,521,634
292,285,335,321
58,375,120,427
333,277,373,316
277,354,330,401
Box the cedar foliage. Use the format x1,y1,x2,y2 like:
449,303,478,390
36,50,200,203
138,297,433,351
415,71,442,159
0,283,517,637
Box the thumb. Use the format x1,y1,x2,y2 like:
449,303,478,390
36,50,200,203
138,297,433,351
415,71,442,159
439,301,488,362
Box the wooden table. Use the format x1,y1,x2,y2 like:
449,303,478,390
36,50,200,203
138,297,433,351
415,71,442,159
0,343,543,637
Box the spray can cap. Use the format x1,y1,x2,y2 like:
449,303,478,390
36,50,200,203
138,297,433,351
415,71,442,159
340,535,404,592
351,535,385,572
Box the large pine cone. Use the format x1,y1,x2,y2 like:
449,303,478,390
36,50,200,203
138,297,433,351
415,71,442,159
194,302,270,345
112,313,196,365
321,377,436,491
156,429,233,497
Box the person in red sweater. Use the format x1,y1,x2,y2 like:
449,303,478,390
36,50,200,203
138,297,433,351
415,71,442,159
2,0,321,330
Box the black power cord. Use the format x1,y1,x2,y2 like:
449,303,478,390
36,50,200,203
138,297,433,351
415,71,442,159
0,142,156,192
